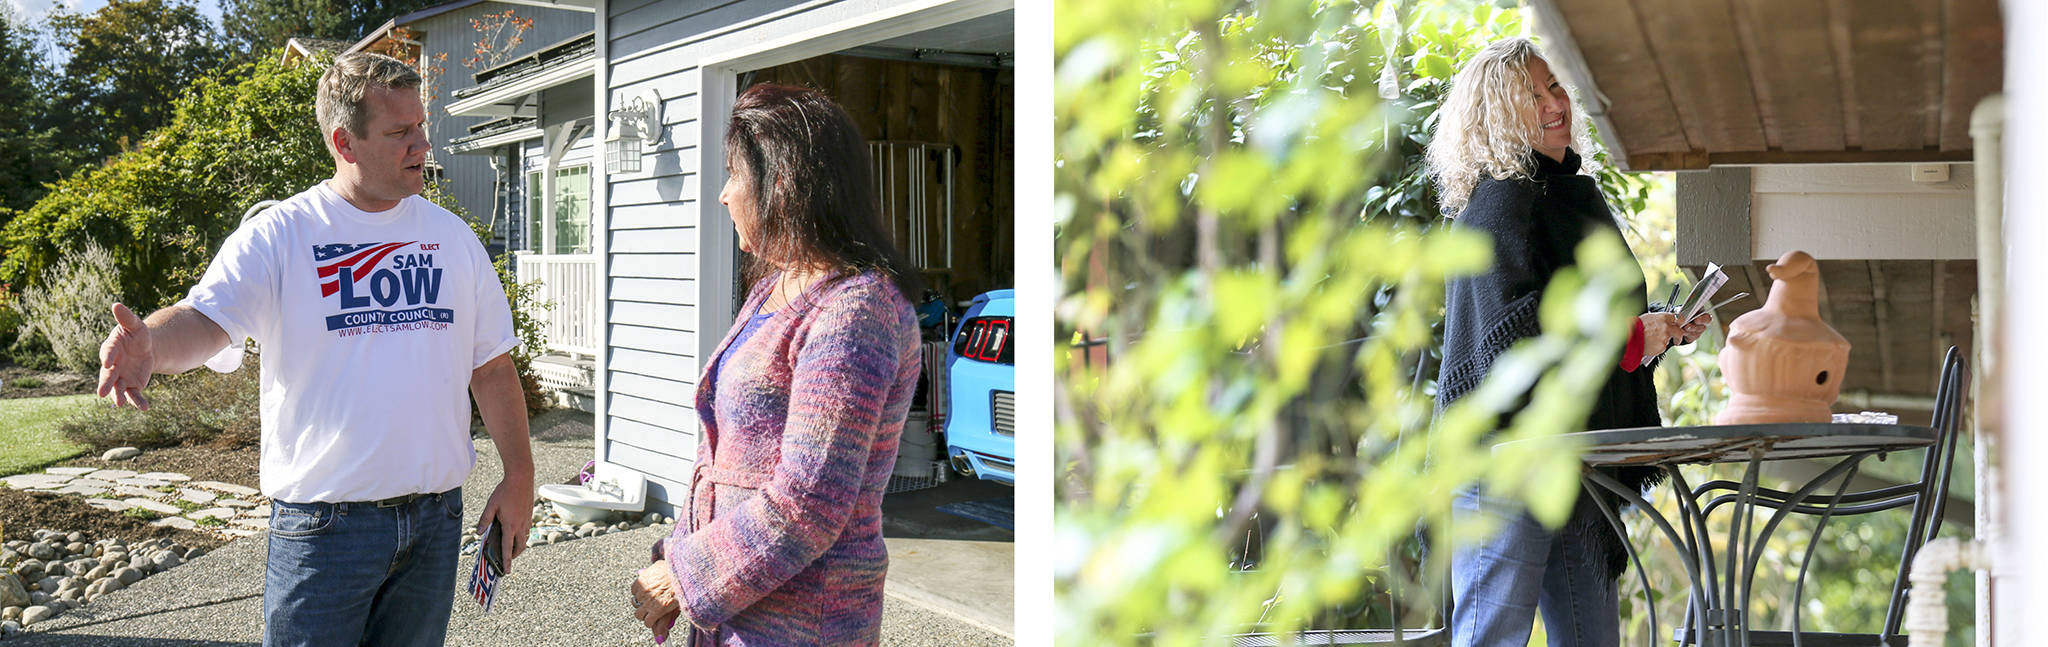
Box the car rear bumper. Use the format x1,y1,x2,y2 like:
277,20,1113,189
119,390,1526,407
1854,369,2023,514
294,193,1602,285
948,447,1014,485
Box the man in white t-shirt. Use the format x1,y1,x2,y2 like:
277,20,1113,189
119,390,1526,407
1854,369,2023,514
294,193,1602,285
94,52,533,646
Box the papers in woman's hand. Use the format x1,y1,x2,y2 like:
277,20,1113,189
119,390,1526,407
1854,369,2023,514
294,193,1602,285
1678,263,1729,324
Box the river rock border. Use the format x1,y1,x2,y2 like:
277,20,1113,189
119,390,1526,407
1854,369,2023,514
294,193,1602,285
0,530,201,638
458,504,673,557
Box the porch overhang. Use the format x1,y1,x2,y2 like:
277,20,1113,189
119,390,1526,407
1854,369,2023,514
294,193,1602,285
447,62,592,118
448,33,598,119
447,117,544,155
1525,0,2002,172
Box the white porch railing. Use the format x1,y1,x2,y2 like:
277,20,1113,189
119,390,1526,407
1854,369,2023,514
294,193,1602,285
513,252,599,358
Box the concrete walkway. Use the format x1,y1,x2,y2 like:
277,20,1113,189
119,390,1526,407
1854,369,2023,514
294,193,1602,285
9,411,1012,646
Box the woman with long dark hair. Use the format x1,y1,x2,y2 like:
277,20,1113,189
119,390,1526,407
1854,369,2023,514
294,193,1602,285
627,83,924,646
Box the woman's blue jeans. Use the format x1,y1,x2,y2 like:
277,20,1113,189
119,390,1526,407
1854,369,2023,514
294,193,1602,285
262,488,464,647
1450,487,1619,647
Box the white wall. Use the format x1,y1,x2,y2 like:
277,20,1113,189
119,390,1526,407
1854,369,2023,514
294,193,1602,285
1749,164,1976,260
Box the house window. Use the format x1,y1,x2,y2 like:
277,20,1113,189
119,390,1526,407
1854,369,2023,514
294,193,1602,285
554,165,592,254
526,170,543,253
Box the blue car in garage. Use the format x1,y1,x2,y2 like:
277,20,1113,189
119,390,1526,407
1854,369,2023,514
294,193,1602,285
945,289,1014,484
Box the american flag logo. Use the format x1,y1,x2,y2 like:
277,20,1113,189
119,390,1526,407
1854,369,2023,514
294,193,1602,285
313,241,416,297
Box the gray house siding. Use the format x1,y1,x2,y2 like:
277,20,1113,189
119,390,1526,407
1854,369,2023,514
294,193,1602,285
412,4,593,225
595,0,1008,514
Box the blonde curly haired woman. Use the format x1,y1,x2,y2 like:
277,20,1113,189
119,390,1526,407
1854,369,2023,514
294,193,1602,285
1427,38,1708,646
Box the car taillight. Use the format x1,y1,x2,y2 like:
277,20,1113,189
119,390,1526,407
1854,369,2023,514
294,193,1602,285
953,316,1013,364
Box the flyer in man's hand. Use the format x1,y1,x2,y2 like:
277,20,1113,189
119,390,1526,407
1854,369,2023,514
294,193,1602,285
468,520,506,611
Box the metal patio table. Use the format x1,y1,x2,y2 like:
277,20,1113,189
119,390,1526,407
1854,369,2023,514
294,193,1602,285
1496,423,1937,647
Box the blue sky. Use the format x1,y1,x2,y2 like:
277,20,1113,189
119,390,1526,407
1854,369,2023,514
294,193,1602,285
7,0,225,30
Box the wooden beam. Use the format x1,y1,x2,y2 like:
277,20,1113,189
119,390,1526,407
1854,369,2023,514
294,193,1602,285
1531,0,1691,159
1842,0,1941,151
1826,0,1862,149
1940,0,2004,151
1675,167,1751,266
1731,0,1848,152
1523,0,1630,169
1634,0,1768,152
1625,147,1974,171
1624,150,1710,171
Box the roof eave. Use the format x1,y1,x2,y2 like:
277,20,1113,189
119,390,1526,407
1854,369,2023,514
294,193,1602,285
1525,0,1634,171
447,55,596,117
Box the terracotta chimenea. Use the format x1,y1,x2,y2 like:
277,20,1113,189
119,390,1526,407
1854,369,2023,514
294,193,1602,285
1714,250,1852,425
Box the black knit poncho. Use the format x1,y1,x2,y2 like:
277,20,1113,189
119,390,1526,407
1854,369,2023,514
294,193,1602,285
1433,148,1663,578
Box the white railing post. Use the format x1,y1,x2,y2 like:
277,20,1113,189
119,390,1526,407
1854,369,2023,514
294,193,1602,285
510,252,599,358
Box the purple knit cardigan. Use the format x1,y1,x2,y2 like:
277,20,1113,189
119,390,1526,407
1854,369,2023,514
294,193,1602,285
657,270,921,646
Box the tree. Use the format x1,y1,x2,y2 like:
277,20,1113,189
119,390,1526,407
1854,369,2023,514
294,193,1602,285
218,0,443,57
0,51,329,313
0,6,60,217
45,0,232,168
461,9,535,72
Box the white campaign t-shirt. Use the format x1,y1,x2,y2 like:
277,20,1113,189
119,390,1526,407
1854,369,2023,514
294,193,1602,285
183,181,518,503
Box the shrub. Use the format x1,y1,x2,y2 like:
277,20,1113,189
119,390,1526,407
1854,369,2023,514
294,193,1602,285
0,298,60,369
59,358,260,451
15,243,121,375
0,50,328,315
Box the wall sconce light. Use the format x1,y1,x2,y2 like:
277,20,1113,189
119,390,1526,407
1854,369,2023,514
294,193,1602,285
605,90,661,175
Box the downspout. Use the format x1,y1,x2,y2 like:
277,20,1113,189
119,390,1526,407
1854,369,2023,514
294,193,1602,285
1967,93,2004,647
1906,538,1988,646
1907,89,2004,647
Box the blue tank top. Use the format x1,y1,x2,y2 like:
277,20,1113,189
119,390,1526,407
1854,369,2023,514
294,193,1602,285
711,311,775,388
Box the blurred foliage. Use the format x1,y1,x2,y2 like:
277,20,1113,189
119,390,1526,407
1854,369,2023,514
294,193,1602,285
1053,0,1656,643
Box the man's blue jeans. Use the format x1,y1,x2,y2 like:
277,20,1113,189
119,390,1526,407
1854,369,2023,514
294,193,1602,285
1450,487,1619,647
263,488,464,647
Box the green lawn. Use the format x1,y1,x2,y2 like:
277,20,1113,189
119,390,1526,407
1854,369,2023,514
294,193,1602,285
0,394,97,477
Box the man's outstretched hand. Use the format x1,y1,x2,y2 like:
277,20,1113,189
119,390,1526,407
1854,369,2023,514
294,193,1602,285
97,303,155,410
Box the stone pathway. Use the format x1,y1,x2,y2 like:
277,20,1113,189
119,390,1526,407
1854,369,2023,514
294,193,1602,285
0,470,269,539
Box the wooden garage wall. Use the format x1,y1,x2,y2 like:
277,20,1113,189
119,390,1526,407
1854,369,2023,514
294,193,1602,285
749,54,1016,304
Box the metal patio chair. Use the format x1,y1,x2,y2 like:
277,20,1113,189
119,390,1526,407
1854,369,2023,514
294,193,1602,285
1675,346,1970,646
